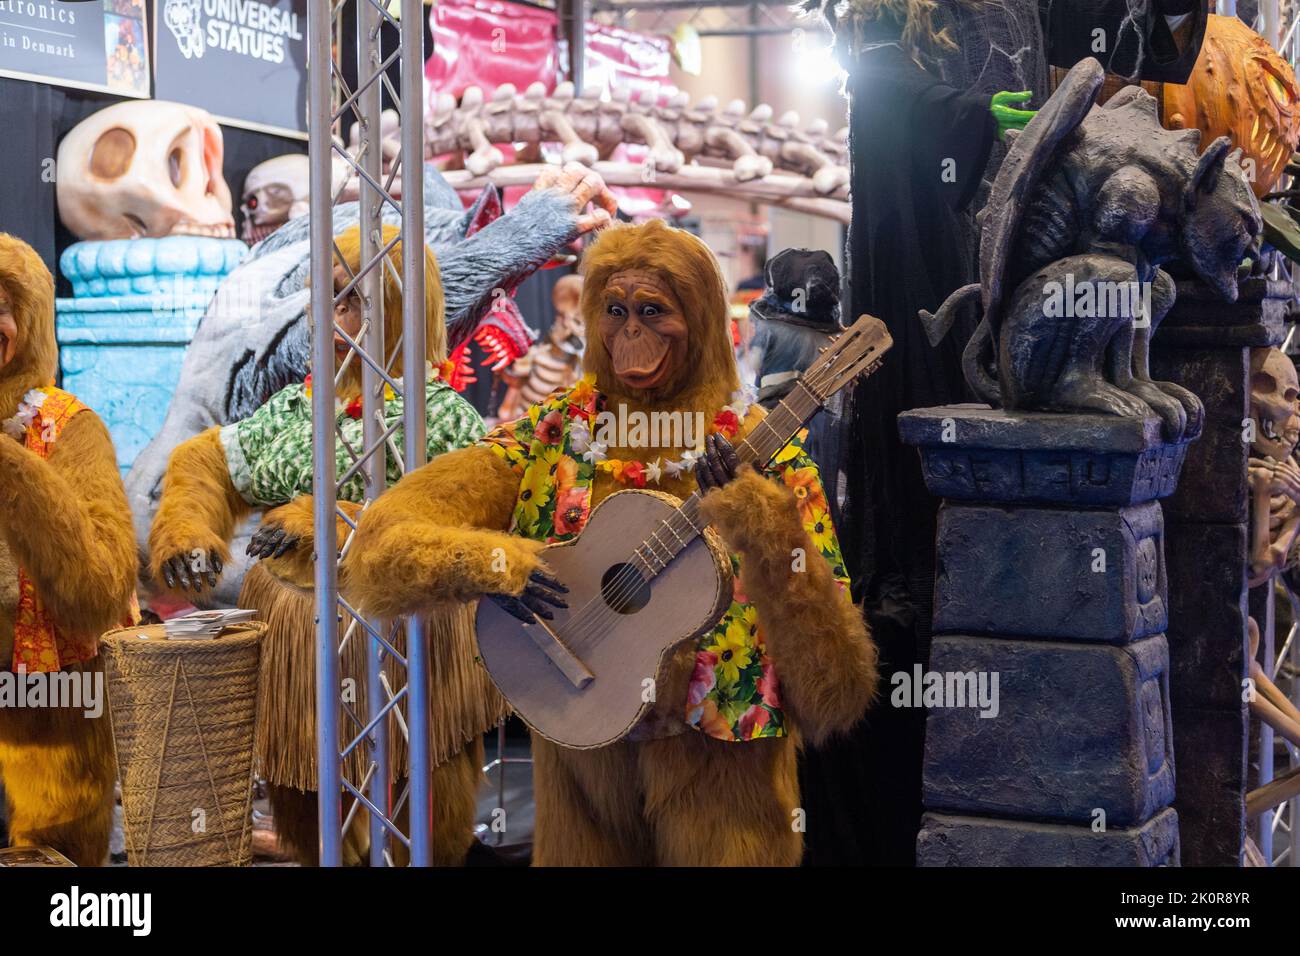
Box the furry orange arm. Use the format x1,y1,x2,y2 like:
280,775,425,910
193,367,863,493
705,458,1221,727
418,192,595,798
700,468,879,746
0,411,136,638
252,495,361,591
147,426,251,593
342,444,540,620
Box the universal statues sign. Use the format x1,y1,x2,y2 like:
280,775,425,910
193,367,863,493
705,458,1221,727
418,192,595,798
0,0,150,98
154,0,307,139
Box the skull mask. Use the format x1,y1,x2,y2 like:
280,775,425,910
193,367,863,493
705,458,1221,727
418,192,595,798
241,154,310,244
1251,347,1300,460
57,100,236,241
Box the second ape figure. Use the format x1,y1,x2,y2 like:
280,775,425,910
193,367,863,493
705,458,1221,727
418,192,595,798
148,224,501,865
345,220,879,864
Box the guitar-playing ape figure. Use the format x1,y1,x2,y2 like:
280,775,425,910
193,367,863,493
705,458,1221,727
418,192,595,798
344,220,879,865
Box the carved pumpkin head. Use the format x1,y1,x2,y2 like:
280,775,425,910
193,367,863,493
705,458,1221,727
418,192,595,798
1164,14,1300,198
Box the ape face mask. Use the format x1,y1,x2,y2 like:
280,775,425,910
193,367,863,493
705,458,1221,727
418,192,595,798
0,284,16,370
599,270,689,392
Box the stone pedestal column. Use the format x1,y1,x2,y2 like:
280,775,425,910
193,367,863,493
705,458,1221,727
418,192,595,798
1148,276,1288,866
899,406,1187,866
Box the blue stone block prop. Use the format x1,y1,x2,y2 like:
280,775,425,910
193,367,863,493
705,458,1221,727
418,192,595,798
916,808,1180,867
921,634,1175,828
56,237,247,475
901,402,1187,866
932,501,1167,644
897,405,1188,507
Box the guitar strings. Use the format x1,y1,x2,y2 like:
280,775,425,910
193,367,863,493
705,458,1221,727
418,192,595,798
558,396,813,651
559,397,811,650
544,339,879,652
554,364,847,651
557,359,854,649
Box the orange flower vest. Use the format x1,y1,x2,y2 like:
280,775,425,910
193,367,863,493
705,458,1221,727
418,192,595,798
11,386,138,673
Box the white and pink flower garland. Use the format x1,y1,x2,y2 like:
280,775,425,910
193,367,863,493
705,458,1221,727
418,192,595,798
1,389,48,441
567,384,758,487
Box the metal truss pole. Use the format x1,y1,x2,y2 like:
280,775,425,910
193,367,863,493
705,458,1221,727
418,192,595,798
400,0,432,867
357,0,392,868
308,0,343,869
310,0,430,867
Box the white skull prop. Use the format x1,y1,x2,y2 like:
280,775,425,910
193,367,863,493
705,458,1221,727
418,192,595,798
241,154,310,244
1251,347,1300,460
57,100,236,241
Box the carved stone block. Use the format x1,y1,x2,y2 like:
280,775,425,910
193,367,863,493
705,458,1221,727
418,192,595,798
916,807,1180,867
933,501,1167,644
898,405,1188,507
922,634,1175,827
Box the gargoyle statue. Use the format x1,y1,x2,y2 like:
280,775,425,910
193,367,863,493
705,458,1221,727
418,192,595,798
922,57,1262,442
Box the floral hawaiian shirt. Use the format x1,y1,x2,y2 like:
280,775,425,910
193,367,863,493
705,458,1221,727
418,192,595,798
478,379,851,743
220,377,485,506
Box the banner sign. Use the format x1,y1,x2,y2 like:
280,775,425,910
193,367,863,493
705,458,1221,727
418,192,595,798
153,0,307,139
0,0,150,97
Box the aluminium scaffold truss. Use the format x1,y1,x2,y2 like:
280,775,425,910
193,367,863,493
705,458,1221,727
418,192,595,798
308,0,432,867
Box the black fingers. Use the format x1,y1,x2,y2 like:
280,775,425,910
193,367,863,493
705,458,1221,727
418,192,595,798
714,434,742,482
694,450,715,492
489,593,540,624
272,533,299,558
246,526,300,560
529,568,569,596
170,555,192,592
524,577,568,611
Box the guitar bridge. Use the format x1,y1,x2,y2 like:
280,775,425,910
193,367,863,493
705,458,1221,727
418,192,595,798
523,615,595,690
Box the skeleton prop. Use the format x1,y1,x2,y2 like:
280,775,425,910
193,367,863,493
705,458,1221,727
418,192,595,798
57,100,237,241
1248,347,1300,587
496,273,585,422
421,82,850,223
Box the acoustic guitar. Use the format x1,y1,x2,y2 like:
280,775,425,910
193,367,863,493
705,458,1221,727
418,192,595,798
476,313,893,748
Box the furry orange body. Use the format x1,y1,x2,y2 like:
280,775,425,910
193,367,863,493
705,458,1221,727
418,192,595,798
345,221,879,865
0,235,136,866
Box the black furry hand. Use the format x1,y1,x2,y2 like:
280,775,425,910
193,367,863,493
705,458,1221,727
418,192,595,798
488,568,569,624
159,549,223,593
694,434,759,493
247,523,301,560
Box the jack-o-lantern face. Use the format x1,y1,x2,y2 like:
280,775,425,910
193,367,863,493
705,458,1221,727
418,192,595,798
1165,14,1300,197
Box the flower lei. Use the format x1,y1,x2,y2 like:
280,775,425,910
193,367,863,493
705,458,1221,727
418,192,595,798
565,375,758,488
303,363,441,419
1,389,48,441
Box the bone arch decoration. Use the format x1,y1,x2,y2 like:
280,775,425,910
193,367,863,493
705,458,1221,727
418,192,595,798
425,82,851,223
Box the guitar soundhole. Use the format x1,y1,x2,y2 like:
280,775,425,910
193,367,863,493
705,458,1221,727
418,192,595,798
600,563,652,614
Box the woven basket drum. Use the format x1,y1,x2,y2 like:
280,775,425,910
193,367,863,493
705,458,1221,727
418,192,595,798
101,622,264,866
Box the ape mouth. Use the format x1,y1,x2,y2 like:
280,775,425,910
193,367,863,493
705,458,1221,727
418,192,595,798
614,348,672,389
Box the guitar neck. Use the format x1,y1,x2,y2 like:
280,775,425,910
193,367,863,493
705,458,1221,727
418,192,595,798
630,382,823,578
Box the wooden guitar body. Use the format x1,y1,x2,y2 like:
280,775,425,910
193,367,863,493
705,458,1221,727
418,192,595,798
475,488,733,749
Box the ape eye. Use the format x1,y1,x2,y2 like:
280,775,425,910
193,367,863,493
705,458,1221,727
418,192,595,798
607,304,627,318
640,304,661,317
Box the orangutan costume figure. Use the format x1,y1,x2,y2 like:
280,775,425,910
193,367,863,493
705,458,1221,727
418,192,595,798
0,234,137,865
147,224,500,865
344,220,879,865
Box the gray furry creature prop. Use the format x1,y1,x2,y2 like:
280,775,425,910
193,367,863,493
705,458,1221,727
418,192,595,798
127,162,608,606
922,57,1262,441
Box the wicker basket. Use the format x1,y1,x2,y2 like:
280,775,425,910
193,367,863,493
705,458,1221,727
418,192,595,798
101,622,264,867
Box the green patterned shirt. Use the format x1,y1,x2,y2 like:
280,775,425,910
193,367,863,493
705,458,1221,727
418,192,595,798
220,379,485,506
